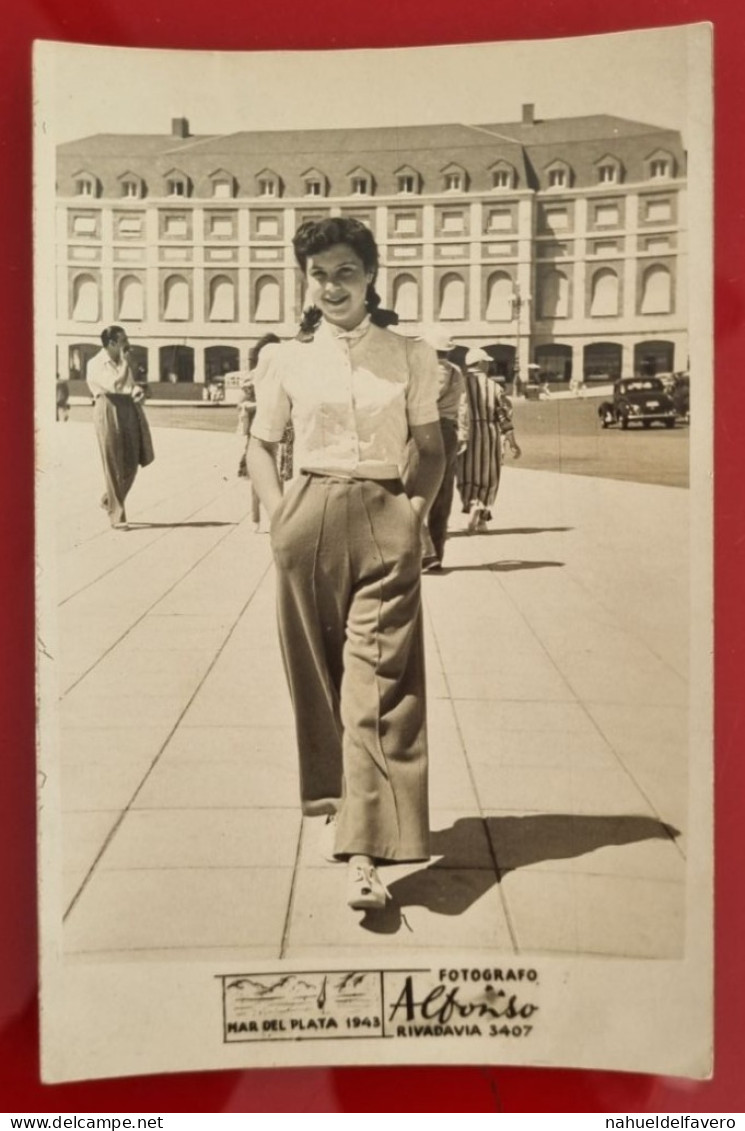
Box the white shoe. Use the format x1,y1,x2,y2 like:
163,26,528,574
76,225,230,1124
347,862,389,911
467,501,485,534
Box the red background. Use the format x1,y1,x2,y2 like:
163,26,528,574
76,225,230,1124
2,0,742,1113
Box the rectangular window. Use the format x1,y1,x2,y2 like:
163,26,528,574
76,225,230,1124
305,181,322,196
645,237,671,253
549,170,566,188
75,180,93,197
486,210,512,232
392,246,419,258
167,180,186,197
210,217,234,238
122,182,139,199
650,160,669,178
441,212,465,233
594,240,619,254
398,175,416,194
598,165,617,184
73,216,97,235
351,178,369,195
118,217,142,236
213,181,232,199
492,171,510,189
646,200,672,222
394,214,418,235
595,205,620,227
258,179,277,197
444,173,462,191
164,216,188,237
438,245,467,258
256,216,280,237
545,209,569,231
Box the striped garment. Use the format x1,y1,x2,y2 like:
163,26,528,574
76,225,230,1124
456,372,514,513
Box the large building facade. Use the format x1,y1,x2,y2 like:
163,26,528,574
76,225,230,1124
56,106,687,389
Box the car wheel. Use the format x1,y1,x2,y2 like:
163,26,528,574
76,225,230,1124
665,419,676,429
642,420,652,429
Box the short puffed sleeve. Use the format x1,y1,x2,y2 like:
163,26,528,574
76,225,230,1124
404,337,441,427
250,344,292,443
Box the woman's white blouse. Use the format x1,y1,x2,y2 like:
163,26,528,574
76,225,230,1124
251,321,440,479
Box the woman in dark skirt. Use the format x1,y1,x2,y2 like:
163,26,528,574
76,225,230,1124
457,347,521,533
86,325,153,530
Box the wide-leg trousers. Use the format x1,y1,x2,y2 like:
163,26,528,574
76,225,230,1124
427,418,459,563
93,393,141,525
270,473,430,863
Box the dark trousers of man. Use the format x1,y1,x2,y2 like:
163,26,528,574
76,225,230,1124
93,393,141,525
427,417,459,564
270,472,430,863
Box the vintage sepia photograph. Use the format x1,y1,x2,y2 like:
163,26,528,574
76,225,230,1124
34,26,713,1082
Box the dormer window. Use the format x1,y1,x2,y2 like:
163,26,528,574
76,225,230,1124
646,149,675,181
118,172,144,200
444,172,463,192
167,176,188,198
212,179,232,199
493,170,511,189
545,160,572,191
74,174,97,198
598,164,617,184
352,176,369,195
255,169,281,199
398,175,416,194
305,180,322,197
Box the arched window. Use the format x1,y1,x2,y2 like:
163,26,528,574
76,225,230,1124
439,273,466,320
163,275,190,320
538,269,569,319
71,274,99,322
255,276,281,321
209,276,235,321
590,269,619,317
392,275,419,321
640,266,672,314
485,273,514,321
117,275,144,321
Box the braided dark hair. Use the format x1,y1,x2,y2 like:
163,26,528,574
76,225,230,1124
293,217,398,335
248,332,281,370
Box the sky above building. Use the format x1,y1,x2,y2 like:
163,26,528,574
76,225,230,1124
41,26,699,145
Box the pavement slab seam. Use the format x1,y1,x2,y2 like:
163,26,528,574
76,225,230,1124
421,600,520,952
61,517,268,697
62,556,274,920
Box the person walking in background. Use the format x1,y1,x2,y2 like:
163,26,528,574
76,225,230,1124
86,325,154,531
457,346,521,534
247,217,444,913
55,374,70,422
420,329,469,570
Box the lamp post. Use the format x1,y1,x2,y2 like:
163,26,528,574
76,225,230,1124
510,282,527,397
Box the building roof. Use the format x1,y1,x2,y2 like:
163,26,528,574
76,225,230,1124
57,114,685,198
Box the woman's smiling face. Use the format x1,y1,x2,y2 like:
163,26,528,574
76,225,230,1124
305,243,374,330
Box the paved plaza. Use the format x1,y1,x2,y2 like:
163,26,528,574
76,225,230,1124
48,421,689,964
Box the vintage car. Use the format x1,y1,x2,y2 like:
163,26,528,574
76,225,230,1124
598,377,678,430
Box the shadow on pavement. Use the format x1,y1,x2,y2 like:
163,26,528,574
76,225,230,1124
127,521,237,528
449,526,574,537
361,814,679,934
435,560,565,575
